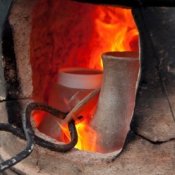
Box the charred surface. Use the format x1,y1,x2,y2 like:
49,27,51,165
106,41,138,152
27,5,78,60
0,0,14,100
2,20,21,99
132,7,175,142
74,0,175,7
2,20,22,127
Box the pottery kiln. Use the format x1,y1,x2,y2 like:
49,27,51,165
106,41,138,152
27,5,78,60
0,0,175,174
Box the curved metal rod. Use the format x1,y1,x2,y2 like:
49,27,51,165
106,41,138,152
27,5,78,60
25,102,78,152
0,114,35,172
0,103,78,152
0,123,25,139
0,102,78,172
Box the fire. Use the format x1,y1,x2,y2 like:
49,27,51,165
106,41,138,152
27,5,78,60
88,6,138,70
60,117,98,152
31,0,138,152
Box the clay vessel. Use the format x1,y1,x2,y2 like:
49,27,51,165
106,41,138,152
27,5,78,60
91,51,140,153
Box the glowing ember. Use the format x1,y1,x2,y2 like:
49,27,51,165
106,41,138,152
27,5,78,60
31,0,138,152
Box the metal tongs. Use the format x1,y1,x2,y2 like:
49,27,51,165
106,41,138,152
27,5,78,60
0,102,78,172
0,89,99,172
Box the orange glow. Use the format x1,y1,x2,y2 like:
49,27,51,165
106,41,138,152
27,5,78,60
59,116,98,152
31,0,138,152
91,7,138,70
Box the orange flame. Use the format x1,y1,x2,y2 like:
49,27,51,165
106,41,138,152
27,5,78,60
31,1,138,153
68,8,138,152
60,117,98,152
90,7,138,70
